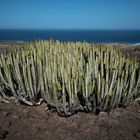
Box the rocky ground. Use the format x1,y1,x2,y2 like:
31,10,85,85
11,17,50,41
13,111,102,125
0,41,24,51
116,43,140,59
0,103,140,140
0,41,140,140
0,102,140,140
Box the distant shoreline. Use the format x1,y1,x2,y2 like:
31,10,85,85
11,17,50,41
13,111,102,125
0,40,140,58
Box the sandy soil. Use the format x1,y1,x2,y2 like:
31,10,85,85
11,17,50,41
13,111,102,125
0,41,140,140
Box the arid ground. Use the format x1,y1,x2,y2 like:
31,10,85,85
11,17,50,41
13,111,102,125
0,41,140,140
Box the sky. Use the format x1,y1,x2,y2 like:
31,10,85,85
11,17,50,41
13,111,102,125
0,0,140,30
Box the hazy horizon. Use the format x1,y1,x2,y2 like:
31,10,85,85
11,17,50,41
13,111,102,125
1,29,140,30
0,28,140,31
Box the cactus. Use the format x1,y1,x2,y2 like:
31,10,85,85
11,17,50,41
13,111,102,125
0,40,140,116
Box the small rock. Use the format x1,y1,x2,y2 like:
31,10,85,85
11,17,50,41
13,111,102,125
0,129,8,139
137,129,140,133
3,122,11,130
110,109,121,118
133,133,140,139
99,112,109,119
2,112,10,117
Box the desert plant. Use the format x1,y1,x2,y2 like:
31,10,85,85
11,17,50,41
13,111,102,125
0,40,140,116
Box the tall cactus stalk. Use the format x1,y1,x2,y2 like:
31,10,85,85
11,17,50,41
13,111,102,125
0,40,140,116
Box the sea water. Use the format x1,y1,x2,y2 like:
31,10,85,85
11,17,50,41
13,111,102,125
0,29,140,43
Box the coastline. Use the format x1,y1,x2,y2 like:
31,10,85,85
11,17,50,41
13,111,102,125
0,40,140,58
0,41,24,50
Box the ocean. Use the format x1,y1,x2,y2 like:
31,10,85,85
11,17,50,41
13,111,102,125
0,29,140,43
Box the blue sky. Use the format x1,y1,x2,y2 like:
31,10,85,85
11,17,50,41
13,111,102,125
0,0,140,29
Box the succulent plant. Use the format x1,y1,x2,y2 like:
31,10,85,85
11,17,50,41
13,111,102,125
0,40,140,116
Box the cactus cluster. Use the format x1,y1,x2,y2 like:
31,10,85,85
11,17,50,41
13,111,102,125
0,40,140,116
